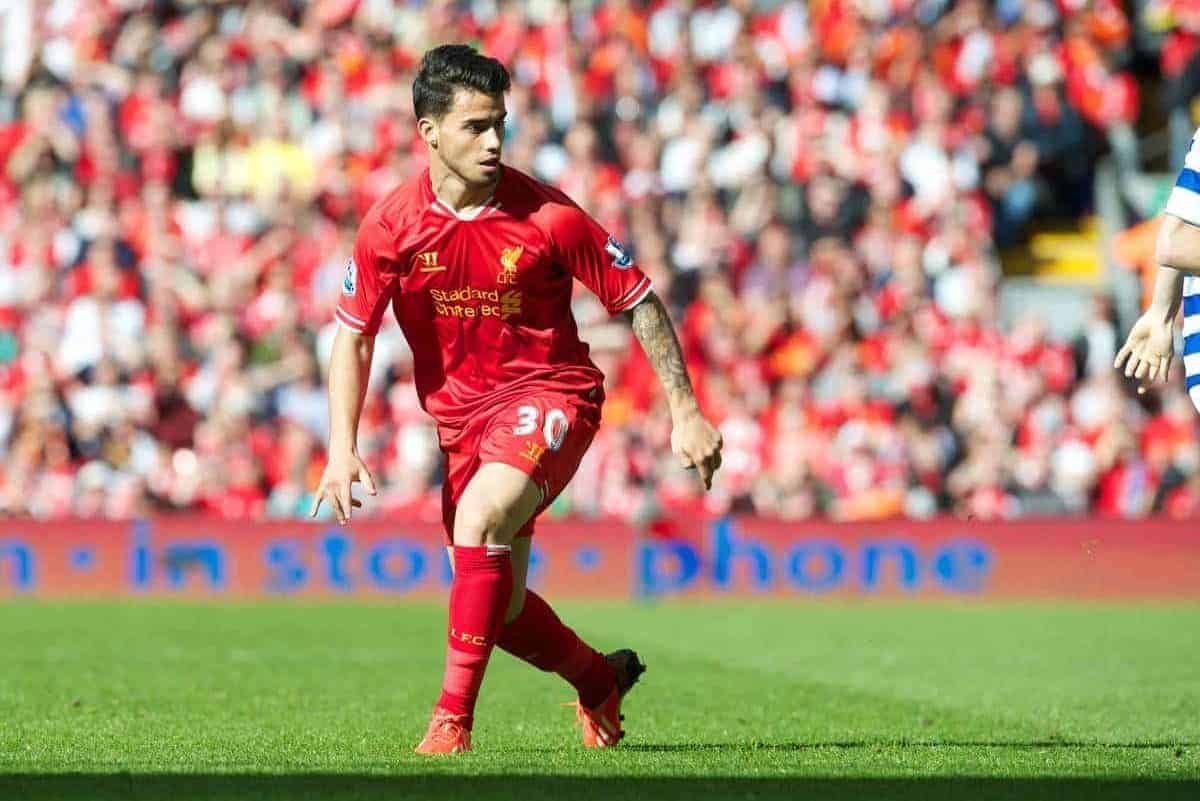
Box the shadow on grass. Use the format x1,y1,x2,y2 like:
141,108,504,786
621,741,1199,752
2,774,1198,801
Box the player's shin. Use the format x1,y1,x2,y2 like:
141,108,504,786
498,589,616,707
434,544,514,726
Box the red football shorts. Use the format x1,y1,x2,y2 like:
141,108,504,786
440,389,601,544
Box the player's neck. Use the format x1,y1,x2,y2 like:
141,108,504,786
429,162,498,214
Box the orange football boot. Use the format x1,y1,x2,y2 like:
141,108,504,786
414,707,472,755
576,649,646,748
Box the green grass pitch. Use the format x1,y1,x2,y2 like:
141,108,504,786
1,601,1197,800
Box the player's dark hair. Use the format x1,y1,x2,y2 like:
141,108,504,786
413,45,511,120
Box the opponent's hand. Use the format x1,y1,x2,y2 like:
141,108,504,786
671,409,723,490
1114,312,1175,393
310,450,377,524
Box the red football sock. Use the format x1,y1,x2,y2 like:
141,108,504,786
498,589,616,708
436,545,513,726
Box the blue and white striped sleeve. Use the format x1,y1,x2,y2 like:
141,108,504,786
1172,129,1200,409
1182,279,1200,410
1166,128,1200,225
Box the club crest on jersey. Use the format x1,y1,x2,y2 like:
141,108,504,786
605,236,633,270
342,257,357,296
498,245,523,284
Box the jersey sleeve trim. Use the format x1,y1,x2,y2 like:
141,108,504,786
609,276,654,314
335,307,370,334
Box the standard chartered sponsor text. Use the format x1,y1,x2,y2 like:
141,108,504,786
431,286,521,319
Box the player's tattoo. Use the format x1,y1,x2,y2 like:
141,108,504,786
626,292,696,409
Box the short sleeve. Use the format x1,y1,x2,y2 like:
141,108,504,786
548,203,653,315
1165,128,1200,226
335,215,401,336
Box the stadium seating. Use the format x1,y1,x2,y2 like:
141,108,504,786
1,0,1198,522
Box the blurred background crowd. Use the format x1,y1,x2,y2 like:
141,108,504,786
3,0,1200,524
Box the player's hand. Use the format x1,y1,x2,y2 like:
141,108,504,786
310,450,377,524
1114,312,1175,394
671,408,723,491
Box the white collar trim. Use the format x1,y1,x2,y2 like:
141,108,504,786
431,196,499,221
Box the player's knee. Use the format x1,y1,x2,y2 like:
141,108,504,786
453,499,516,546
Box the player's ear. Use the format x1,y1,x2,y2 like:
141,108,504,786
417,117,438,149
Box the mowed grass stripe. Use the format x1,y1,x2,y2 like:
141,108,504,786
0,601,1197,787
562,601,1200,744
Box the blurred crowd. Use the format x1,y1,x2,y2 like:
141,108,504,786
3,0,1200,524
1146,0,1200,170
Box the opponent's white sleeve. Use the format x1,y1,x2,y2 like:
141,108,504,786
1166,128,1200,225
1172,127,1200,408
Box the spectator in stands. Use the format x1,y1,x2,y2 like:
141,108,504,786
0,0,1190,524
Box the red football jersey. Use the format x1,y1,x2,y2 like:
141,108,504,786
335,166,653,433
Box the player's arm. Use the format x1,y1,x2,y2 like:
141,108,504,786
547,199,723,487
624,292,723,489
311,325,379,524
1115,218,1200,386
1115,130,1200,387
1156,213,1200,273
311,218,396,523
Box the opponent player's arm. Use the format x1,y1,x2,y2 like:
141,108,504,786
625,292,723,489
1115,128,1200,386
1156,213,1200,274
1139,219,1189,328
311,325,379,523
1115,217,1200,385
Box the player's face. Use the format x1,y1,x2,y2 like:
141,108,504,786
426,89,506,189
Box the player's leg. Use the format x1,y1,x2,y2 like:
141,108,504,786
497,571,642,703
505,536,531,622
439,503,646,751
416,462,541,755
478,393,645,745
444,531,531,623
496,527,647,748
497,520,617,703
459,525,637,710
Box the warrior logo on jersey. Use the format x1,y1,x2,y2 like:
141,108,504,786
498,245,523,284
417,251,447,273
342,258,357,296
520,440,546,463
605,236,633,270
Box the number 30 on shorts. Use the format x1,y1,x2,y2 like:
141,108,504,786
513,405,569,451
